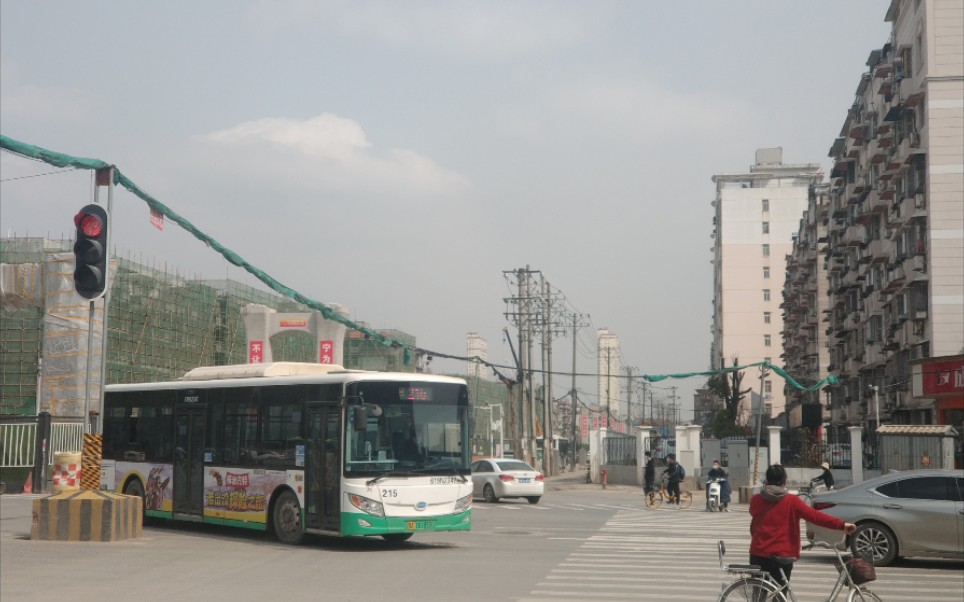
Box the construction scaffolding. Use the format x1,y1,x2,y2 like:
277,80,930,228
0,238,319,417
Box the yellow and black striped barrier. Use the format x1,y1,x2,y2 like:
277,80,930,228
81,433,102,490
31,490,142,542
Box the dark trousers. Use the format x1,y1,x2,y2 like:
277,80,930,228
750,554,794,588
666,480,681,503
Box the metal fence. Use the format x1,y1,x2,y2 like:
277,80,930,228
0,419,85,468
605,433,637,466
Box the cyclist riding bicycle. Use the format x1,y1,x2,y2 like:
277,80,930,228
750,464,855,589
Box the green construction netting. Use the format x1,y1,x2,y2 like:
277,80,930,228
2,134,838,392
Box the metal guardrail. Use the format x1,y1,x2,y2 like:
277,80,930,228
0,421,86,468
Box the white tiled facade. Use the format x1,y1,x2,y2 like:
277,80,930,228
596,329,622,419
466,331,489,379
711,149,823,423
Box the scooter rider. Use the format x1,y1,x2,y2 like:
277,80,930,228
706,459,730,511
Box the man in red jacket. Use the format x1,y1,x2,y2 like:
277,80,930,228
750,464,856,587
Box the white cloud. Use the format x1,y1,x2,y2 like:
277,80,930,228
246,0,601,59
195,113,470,200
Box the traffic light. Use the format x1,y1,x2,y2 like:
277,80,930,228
72,203,109,299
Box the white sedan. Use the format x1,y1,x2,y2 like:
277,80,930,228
471,458,544,504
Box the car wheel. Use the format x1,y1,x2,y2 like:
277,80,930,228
483,483,498,503
526,496,540,504
852,522,898,566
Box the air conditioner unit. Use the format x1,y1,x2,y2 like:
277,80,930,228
914,193,925,209
913,255,925,272
909,131,920,148
915,310,928,320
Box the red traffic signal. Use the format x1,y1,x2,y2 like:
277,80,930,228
73,203,109,299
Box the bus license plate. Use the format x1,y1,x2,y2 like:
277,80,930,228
407,520,434,531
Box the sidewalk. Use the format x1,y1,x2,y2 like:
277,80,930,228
542,470,751,510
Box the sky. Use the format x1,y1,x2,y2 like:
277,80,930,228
0,1,893,423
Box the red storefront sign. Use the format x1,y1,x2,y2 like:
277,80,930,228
922,358,964,397
249,341,264,364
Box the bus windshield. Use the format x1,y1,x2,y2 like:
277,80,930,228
344,381,470,478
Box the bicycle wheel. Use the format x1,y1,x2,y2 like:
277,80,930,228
847,588,883,602
645,489,663,509
678,491,693,509
718,577,787,602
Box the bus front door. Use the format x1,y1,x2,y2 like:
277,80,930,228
306,406,341,531
173,405,205,517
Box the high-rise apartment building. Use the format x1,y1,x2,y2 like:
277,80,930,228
781,184,832,431
711,148,823,422
466,332,489,379
820,0,963,430
597,329,621,421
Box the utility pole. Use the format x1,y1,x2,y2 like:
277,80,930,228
568,311,589,470
752,364,770,487
625,366,636,432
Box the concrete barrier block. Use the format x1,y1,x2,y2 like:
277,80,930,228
31,490,142,541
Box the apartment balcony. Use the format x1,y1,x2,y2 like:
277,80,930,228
868,239,889,263
843,223,867,246
883,264,906,292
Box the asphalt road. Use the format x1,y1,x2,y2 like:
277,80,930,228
1,477,961,601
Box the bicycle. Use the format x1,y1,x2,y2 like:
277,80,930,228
794,479,829,507
643,477,692,510
715,535,882,602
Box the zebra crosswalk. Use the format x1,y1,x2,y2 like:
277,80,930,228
518,506,964,601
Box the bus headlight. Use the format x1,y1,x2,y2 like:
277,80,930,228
453,493,472,514
348,494,385,518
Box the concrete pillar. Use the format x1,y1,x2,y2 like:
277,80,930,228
241,304,276,363
675,424,702,487
634,426,657,484
848,426,864,484
767,426,782,466
588,428,606,483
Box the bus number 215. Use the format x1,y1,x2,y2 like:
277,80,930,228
381,489,398,498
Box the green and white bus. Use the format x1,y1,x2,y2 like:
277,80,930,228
101,362,473,544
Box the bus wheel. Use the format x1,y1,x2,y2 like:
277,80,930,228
272,490,304,545
382,533,413,543
123,479,148,521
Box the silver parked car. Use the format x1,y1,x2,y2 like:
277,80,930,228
471,458,544,504
806,469,964,566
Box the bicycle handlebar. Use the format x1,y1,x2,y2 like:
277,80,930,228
808,533,849,551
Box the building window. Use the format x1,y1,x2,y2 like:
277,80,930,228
763,289,771,301
762,199,769,212
763,267,770,279
764,381,772,394
764,312,771,324
762,244,770,257
762,221,770,234
764,335,771,347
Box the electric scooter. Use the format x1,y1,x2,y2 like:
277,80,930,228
706,477,727,511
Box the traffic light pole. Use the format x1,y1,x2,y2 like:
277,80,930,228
81,166,115,434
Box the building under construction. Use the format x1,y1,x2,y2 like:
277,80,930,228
0,237,416,418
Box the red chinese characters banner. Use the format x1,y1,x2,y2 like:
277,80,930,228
319,340,334,364
249,341,264,364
